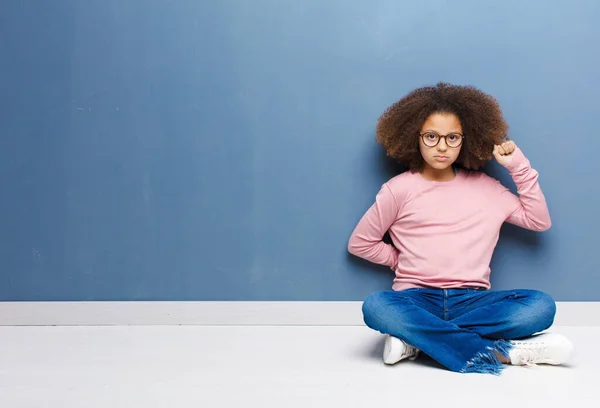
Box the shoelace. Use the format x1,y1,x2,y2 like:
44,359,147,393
512,341,549,366
402,345,419,360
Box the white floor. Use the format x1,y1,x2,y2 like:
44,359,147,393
0,325,597,407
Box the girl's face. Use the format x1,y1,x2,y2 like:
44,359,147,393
419,112,464,172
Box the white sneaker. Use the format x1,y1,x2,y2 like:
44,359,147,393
383,334,420,365
509,333,574,366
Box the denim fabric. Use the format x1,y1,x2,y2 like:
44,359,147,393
362,288,556,374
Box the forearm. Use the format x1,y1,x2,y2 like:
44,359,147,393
348,230,399,268
505,148,551,231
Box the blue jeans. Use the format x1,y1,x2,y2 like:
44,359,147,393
362,288,556,374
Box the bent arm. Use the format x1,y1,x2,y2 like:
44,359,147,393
497,147,551,231
348,184,400,268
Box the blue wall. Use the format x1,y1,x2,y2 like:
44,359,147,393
1,0,598,301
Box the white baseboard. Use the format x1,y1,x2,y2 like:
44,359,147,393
0,301,597,326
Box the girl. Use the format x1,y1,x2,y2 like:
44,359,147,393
348,83,573,374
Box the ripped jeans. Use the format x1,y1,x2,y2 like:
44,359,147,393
362,288,556,374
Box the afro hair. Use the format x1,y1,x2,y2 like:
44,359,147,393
376,82,509,171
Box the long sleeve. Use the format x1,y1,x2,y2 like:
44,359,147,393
495,147,552,231
348,183,400,268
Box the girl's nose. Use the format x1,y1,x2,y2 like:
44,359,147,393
437,138,448,151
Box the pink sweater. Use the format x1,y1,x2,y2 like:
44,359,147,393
348,147,551,291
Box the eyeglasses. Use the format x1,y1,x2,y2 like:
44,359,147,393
419,131,465,148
